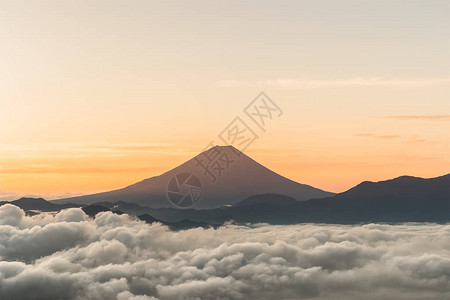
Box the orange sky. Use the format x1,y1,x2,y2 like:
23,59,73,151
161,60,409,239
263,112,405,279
0,1,449,200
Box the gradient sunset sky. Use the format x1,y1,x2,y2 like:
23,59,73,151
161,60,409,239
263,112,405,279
1,0,449,200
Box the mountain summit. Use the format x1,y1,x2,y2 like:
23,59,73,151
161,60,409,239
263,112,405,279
53,145,334,209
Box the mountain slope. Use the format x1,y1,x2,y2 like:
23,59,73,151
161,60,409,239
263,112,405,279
52,145,334,209
310,173,450,209
2,197,81,212
304,174,450,220
133,174,450,223
3,174,448,223
233,193,298,207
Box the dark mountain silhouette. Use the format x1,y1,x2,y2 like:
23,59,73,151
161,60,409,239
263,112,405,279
137,214,216,230
137,213,160,223
11,197,58,211
323,174,449,206
83,201,115,209
1,197,81,212
81,204,113,217
129,174,450,224
52,145,334,209
3,174,448,224
233,193,298,207
299,173,450,222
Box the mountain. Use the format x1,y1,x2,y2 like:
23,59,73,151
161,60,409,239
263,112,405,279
128,174,450,224
232,193,298,207
323,174,449,206
52,145,334,209
81,204,115,217
1,197,81,212
137,214,217,230
302,173,450,221
234,173,450,223
2,174,448,224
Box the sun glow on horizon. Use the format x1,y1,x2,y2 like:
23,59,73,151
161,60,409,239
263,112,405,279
1,1,449,199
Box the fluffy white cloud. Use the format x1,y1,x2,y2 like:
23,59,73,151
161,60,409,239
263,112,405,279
0,204,449,300
0,204,24,227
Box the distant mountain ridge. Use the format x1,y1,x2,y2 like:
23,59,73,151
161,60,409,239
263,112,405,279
332,174,449,203
138,173,449,224
52,145,334,209
233,193,298,207
103,174,450,224
0,197,80,212
3,173,448,224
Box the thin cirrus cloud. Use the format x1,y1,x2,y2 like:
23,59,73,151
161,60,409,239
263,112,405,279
353,134,432,145
354,133,401,139
0,143,194,160
0,166,162,175
216,77,450,89
85,143,177,153
379,115,450,121
0,143,176,154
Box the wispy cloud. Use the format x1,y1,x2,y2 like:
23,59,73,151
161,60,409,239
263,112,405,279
379,115,450,121
354,133,434,145
0,166,162,175
85,143,175,152
0,142,195,159
0,142,174,153
354,133,401,139
217,78,450,89
406,138,429,144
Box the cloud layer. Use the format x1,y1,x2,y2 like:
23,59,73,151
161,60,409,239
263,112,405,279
0,204,449,300
379,115,450,121
216,78,450,89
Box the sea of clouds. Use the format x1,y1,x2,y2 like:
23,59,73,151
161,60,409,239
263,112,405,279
0,203,449,300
